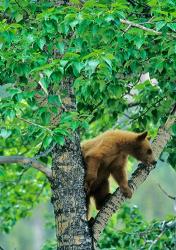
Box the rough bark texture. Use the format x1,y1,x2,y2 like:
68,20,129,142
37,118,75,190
51,138,93,249
50,78,93,249
92,105,176,246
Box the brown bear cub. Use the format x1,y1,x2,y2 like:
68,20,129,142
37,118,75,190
81,130,156,213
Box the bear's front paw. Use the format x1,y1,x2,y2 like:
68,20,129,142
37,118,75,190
120,186,132,199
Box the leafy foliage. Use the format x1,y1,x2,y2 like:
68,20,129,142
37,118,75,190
99,205,176,250
0,0,176,238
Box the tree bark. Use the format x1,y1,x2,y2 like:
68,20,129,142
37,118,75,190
50,78,93,249
92,104,176,245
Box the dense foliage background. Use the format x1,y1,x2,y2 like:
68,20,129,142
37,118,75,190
0,0,176,249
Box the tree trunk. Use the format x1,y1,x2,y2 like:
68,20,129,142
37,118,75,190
51,137,93,249
50,78,93,249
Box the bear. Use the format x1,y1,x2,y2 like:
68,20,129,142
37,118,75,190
81,130,156,215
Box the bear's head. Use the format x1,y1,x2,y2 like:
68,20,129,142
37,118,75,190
132,131,156,165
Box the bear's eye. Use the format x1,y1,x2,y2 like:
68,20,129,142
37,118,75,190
147,149,152,154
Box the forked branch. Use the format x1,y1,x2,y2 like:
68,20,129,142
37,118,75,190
0,156,52,178
120,19,176,38
120,19,161,35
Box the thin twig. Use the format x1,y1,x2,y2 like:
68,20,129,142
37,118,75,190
121,24,132,36
16,116,52,132
148,230,165,250
120,19,176,38
0,167,30,186
34,143,57,160
158,184,176,200
0,156,52,178
120,19,161,35
129,96,167,122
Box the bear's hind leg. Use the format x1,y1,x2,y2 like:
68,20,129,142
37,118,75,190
93,180,110,210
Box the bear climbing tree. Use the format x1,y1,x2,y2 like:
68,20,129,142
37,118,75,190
93,105,176,245
82,130,156,213
0,1,176,250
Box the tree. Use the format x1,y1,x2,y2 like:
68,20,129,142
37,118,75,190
0,0,175,249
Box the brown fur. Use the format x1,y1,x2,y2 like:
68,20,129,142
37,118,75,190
81,130,156,214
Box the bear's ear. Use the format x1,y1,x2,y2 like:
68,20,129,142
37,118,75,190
137,131,148,141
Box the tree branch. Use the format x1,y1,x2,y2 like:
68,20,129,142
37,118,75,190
92,103,176,245
0,156,52,179
16,116,52,132
120,19,176,38
158,184,176,200
120,19,161,35
34,142,57,160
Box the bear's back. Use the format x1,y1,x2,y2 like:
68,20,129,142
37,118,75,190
81,130,120,157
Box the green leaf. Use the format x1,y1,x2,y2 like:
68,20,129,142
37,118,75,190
156,21,166,31
15,13,23,23
0,166,5,176
71,121,80,131
72,62,84,76
5,110,16,120
103,57,112,68
69,20,79,29
60,113,72,123
44,69,53,78
48,95,61,107
43,136,53,149
85,60,99,76
57,42,65,54
54,128,68,136
38,38,46,50
134,38,144,49
60,60,68,67
0,129,11,138
167,23,176,32
31,60,60,73
41,112,50,125
64,52,80,60
172,124,176,135
108,85,123,98
54,135,65,146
